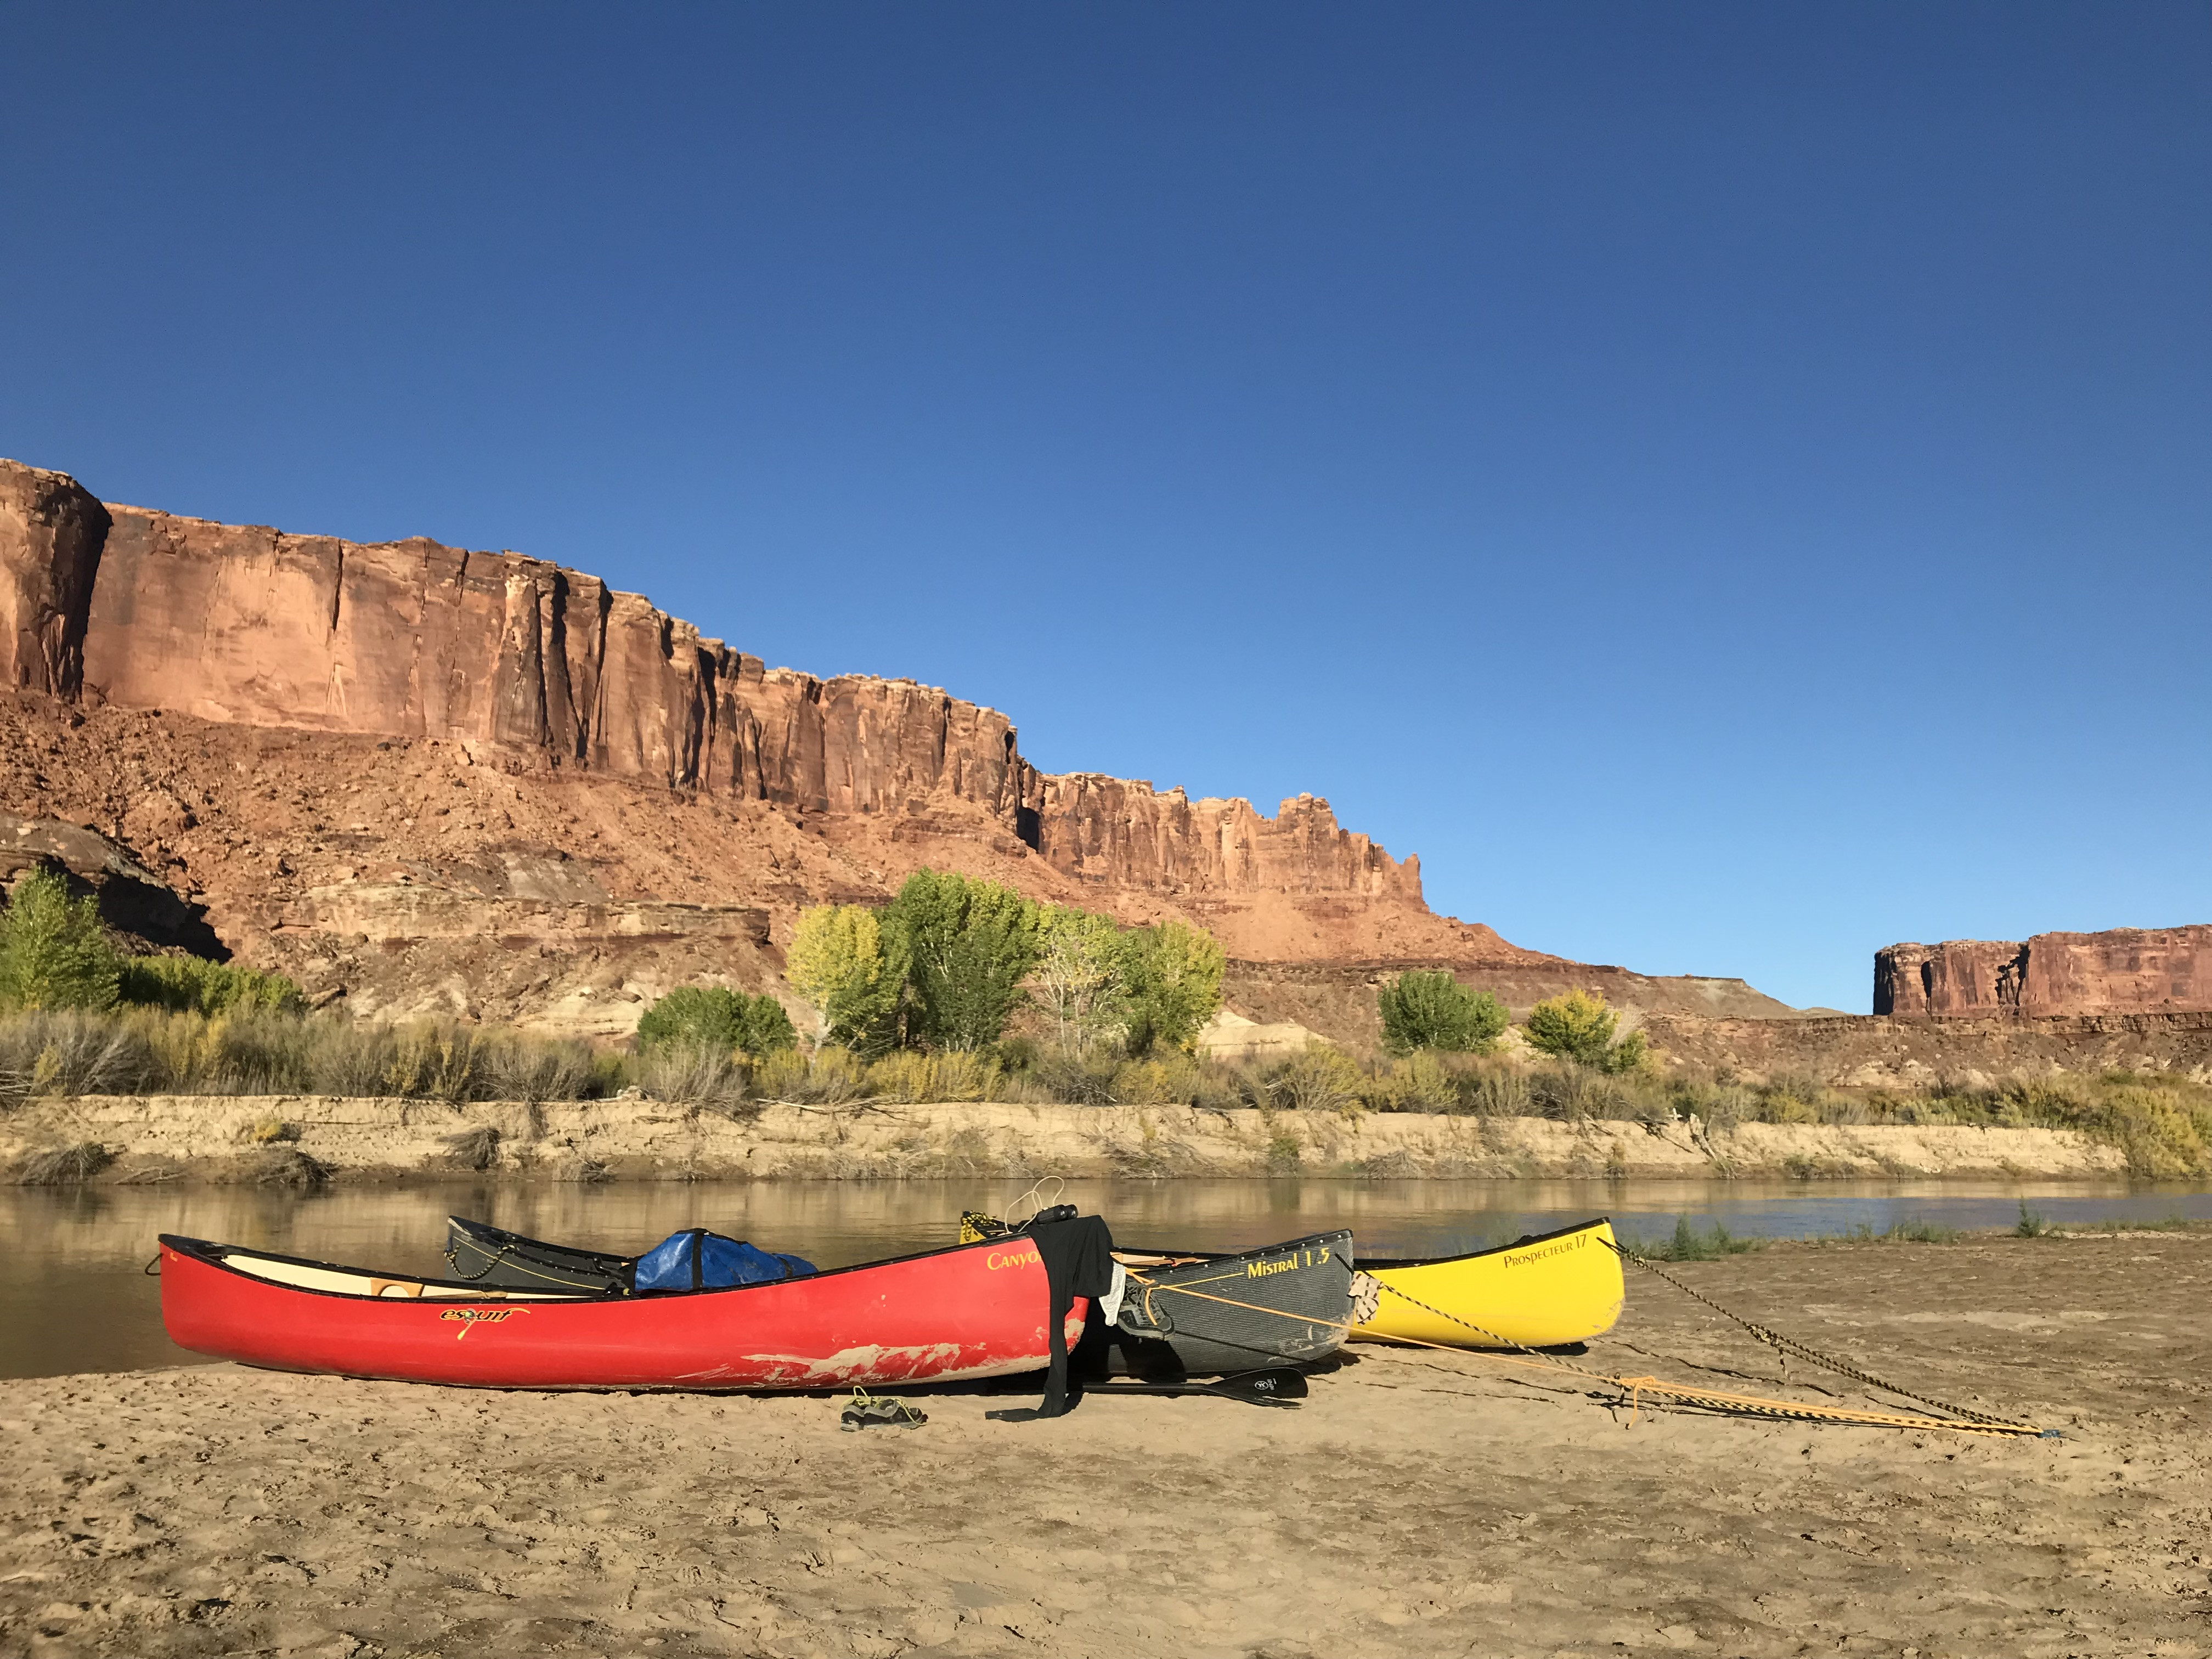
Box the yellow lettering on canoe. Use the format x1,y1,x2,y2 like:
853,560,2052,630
986,1248,1042,1271
1246,1258,1299,1278
1502,1235,1589,1269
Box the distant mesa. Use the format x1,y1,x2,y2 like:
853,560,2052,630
1875,927,2212,1019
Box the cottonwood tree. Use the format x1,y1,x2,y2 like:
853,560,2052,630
785,905,905,1053
1121,920,1224,1056
880,870,1041,1051
0,870,120,1011
1032,906,1128,1054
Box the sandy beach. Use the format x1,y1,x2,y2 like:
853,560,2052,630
3,1231,2206,1657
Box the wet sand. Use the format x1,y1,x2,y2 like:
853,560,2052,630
2,1233,2207,1657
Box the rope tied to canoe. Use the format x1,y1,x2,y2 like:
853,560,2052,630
1360,1276,2041,1437
1120,1258,2044,1438
1595,1237,2021,1429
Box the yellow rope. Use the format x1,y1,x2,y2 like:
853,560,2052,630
1122,1269,2044,1439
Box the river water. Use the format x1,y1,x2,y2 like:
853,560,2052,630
6,1175,2208,1379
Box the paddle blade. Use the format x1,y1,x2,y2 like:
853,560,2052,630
1216,1367,1310,1401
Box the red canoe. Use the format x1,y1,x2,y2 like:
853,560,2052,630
158,1233,1090,1391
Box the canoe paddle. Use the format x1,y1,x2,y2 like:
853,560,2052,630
1080,1367,1310,1407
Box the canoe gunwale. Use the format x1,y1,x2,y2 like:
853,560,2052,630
162,1229,1026,1306
1359,1216,1615,1271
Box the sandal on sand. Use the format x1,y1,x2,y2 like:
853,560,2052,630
840,1389,927,1431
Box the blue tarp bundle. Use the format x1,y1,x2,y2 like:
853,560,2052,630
633,1228,817,1292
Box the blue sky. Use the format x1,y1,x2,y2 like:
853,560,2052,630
4,3,2207,1011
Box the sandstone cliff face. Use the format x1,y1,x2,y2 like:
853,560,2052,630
1032,776,1420,900
1876,928,2212,1018
2,458,1426,922
77,497,1034,816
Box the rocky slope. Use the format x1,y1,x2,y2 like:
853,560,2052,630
2,456,1796,1035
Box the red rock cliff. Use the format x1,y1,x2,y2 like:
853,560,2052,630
1033,776,1420,901
4,459,1416,909
1876,927,2212,1018
75,494,1033,813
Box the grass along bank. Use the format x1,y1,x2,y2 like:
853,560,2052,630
1624,1207,2212,1260
5,1003,2210,1180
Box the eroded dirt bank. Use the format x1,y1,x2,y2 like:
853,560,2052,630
3,1233,2206,1657
2,1094,2130,1183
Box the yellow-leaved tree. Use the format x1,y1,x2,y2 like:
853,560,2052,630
784,905,904,1053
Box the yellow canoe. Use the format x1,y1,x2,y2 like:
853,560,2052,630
1355,1218,1624,1348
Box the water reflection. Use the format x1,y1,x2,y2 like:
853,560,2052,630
5,1175,2206,1379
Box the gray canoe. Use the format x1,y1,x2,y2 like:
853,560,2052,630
1098,1231,1356,1379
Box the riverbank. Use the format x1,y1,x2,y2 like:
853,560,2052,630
3,1231,2204,1657
1,1094,2133,1183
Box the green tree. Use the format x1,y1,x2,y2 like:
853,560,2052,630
635,986,798,1057
735,994,799,1056
1031,906,1129,1054
0,870,121,1011
1376,970,1508,1055
1522,989,1649,1075
785,905,905,1053
879,869,1040,1051
1121,920,1225,1056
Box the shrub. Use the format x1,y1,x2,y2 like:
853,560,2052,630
250,1147,329,1188
1120,921,1226,1056
0,870,121,1012
1453,1059,1531,1118
882,870,1041,1051
1030,1045,1121,1107
1111,1053,1204,1105
382,1023,484,1104
753,1045,865,1104
863,1049,934,1104
786,905,905,1053
928,1050,992,1103
1363,1052,1458,1112
301,1018,403,1097
0,1009,156,1099
478,1032,596,1104
635,1045,749,1108
205,1010,318,1094
1377,972,1508,1056
17,1141,114,1184
2083,1084,2212,1176
1523,990,1647,1075
1265,1045,1366,1117
860,1049,993,1103
117,956,303,1016
441,1124,500,1170
634,986,797,1058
